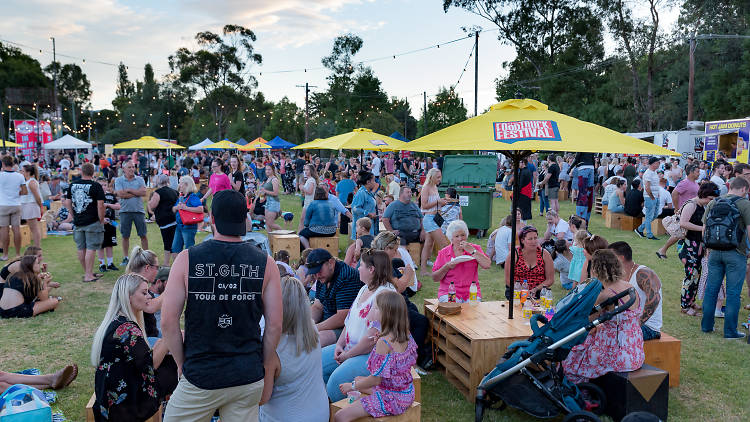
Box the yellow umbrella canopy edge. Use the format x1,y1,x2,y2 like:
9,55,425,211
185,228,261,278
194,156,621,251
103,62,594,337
291,138,327,150
203,140,243,150
313,128,408,152
0,140,21,148
405,99,679,156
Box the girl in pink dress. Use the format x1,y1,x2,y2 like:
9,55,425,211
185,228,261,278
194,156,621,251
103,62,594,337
336,290,417,422
562,249,645,384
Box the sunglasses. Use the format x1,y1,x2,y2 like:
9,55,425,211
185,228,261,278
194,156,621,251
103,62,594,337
307,258,331,268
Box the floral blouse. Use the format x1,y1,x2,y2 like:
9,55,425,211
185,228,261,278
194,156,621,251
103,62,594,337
94,316,160,421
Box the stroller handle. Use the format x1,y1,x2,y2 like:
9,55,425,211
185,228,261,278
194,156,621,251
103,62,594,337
592,287,637,325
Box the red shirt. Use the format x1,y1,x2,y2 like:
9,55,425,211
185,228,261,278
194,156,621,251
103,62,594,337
513,246,546,291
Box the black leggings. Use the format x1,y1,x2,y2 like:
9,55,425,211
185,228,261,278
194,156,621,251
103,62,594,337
405,297,430,363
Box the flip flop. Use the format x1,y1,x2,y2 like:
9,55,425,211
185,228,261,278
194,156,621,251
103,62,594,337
93,273,104,278
655,252,667,259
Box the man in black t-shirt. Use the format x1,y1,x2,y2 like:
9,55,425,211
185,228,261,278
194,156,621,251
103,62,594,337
65,163,105,283
546,155,561,212
294,153,306,194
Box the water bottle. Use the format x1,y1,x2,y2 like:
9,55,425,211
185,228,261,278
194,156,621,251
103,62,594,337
469,281,478,305
520,280,529,306
514,281,521,301
448,281,456,303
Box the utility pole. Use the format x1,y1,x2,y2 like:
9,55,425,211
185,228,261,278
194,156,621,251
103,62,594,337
296,83,317,142
474,30,479,117
687,36,696,122
404,98,408,138
423,92,427,136
88,109,92,142
50,37,60,139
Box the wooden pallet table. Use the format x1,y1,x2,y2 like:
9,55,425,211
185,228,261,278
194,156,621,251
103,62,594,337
424,299,532,403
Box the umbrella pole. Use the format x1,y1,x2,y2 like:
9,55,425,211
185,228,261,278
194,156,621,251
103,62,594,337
506,151,527,319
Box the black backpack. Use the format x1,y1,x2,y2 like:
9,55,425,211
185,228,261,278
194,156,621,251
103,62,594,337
704,196,745,251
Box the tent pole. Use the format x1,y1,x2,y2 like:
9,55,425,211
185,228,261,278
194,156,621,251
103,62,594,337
507,151,527,319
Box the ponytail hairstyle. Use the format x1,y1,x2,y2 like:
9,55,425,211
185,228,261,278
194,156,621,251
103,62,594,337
424,168,441,187
125,246,158,275
376,290,409,343
91,274,148,366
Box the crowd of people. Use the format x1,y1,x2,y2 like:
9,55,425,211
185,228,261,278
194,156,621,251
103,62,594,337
3,144,750,422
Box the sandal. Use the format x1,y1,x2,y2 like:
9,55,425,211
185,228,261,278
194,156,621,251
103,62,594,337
655,252,667,260
686,308,702,317
744,304,750,310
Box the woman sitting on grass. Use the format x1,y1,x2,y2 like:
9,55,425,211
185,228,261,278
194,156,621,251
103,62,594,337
0,364,78,394
91,273,177,422
0,246,57,288
0,255,59,319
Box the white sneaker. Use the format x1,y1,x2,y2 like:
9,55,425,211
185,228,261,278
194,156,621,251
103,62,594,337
715,310,725,318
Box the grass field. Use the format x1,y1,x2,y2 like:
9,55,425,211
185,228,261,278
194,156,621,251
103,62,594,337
2,192,750,421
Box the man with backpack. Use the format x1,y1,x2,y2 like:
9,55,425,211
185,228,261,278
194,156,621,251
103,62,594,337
702,176,750,339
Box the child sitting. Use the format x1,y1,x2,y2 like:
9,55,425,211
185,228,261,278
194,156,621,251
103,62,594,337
552,239,573,290
275,250,295,276
562,249,644,383
336,290,417,421
344,217,374,267
297,248,315,300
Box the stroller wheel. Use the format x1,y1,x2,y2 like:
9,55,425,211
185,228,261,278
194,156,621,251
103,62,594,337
562,410,601,422
578,382,607,415
475,389,486,422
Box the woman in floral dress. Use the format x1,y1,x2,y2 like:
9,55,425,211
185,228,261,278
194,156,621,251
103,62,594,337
91,274,177,421
562,250,644,384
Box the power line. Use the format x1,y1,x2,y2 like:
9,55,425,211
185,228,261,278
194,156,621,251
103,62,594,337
452,40,476,90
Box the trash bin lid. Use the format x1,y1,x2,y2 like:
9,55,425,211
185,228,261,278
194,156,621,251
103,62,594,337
440,155,497,186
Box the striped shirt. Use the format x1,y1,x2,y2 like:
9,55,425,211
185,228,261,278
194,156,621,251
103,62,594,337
315,261,364,321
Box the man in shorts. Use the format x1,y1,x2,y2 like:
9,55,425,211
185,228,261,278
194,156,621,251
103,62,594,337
161,190,282,422
114,160,148,266
65,163,105,283
0,155,27,260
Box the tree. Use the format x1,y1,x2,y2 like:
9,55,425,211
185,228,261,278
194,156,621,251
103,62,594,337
424,88,467,134
0,42,51,100
389,97,419,140
360,111,401,135
169,24,263,96
262,97,304,143
321,33,364,79
112,62,134,111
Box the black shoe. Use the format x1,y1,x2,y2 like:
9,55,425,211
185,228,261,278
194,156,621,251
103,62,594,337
647,235,660,240
634,228,645,238
121,257,129,266
725,332,746,340
99,264,107,273
107,263,119,271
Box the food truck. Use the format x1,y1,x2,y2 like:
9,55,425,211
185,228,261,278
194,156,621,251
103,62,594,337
703,118,750,163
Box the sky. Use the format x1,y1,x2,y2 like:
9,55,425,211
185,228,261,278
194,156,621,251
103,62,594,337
0,0,517,118
0,0,679,119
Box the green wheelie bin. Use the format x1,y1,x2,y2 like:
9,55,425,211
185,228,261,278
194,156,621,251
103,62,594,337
438,154,497,237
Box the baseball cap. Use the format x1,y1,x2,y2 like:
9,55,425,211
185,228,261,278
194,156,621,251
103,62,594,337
155,266,170,281
306,249,333,275
211,190,248,236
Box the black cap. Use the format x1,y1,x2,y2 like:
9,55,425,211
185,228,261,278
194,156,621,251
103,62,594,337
155,266,170,281
306,249,333,275
648,157,660,165
211,190,247,236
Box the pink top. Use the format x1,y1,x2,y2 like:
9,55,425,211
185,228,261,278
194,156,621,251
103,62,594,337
674,178,699,208
209,172,232,193
432,243,487,300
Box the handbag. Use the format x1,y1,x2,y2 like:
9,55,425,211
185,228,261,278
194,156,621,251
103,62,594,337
178,209,204,225
433,211,445,227
662,199,690,239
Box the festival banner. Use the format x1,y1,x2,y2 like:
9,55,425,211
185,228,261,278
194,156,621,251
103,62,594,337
12,120,52,156
493,120,562,144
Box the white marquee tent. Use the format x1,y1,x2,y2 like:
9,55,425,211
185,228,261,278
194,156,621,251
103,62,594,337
189,138,213,150
43,134,92,150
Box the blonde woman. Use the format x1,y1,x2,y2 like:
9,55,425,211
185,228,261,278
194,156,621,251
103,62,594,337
261,164,282,231
126,246,162,342
20,164,43,247
91,273,176,421
259,276,329,421
419,168,448,275
298,164,319,232
172,176,203,253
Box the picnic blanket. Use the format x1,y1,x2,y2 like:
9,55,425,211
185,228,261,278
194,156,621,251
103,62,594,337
47,231,73,236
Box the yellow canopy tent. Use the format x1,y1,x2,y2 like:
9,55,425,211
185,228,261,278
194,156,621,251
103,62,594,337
238,141,271,152
0,140,21,148
309,128,408,151
203,140,243,150
291,138,330,150
113,136,185,150
403,99,677,321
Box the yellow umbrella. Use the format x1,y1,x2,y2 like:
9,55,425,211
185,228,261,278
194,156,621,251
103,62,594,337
313,128,409,151
114,136,185,149
238,141,271,152
291,138,329,150
203,139,243,150
405,98,678,156
0,139,21,148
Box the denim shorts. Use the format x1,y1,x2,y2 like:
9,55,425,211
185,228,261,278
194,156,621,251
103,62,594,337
265,196,281,213
423,214,440,233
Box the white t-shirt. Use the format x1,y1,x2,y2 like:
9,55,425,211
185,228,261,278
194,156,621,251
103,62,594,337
388,180,400,198
643,186,672,216
629,265,662,332
371,157,382,177
603,176,626,202
493,226,513,264
710,175,727,196
642,169,660,198
0,171,27,206
698,169,707,182
397,246,418,292
59,158,71,170
550,219,570,239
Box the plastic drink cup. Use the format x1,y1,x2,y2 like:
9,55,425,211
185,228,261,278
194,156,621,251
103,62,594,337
347,390,361,404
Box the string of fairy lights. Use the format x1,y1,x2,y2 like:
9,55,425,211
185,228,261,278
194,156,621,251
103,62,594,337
0,29,496,139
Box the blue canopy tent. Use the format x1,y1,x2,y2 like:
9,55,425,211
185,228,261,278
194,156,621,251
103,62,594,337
390,131,411,142
267,136,297,149
236,138,249,145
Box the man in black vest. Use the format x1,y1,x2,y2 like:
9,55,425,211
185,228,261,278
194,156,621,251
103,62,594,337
161,190,282,421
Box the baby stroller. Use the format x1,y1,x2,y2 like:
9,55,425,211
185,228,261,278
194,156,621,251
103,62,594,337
475,280,637,422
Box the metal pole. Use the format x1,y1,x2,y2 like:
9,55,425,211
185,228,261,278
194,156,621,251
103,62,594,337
688,36,695,122
88,109,92,142
51,37,60,139
474,30,479,117
507,152,522,319
423,92,427,135
0,101,6,151
36,104,41,156
305,82,310,142
71,100,77,132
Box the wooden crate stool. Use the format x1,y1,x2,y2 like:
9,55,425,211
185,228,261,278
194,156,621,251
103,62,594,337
560,189,569,201
269,233,301,262
411,367,421,402
8,225,31,248
330,399,421,422
601,204,608,218
49,200,62,213
594,196,603,215
406,243,422,266
605,211,623,229
86,393,162,422
40,220,48,239
619,215,642,231
310,235,338,258
651,218,667,236
643,333,681,387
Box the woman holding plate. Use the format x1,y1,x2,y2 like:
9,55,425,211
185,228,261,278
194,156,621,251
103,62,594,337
431,220,491,302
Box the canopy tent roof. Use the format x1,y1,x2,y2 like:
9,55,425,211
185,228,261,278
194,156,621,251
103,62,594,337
189,138,213,150
250,137,267,144
114,136,185,150
290,138,327,150
203,140,243,150
390,131,411,142
0,139,22,148
238,141,272,151
266,136,296,149
43,134,92,150
236,138,249,145
405,99,678,156
296,128,409,151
